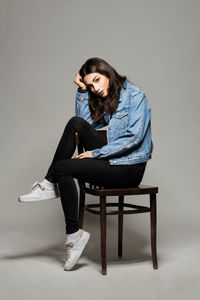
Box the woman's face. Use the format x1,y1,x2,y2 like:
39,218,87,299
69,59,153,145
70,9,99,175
83,72,109,98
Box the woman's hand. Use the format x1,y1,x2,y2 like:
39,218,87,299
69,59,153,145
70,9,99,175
75,151,92,159
73,72,87,90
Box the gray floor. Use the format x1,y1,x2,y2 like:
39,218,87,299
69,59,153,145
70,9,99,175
1,216,200,300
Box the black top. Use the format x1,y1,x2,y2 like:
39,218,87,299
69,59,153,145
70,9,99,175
77,87,87,93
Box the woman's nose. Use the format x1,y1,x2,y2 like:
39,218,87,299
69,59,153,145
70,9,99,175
94,85,99,93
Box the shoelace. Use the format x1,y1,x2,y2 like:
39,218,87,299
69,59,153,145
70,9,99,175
64,237,81,260
65,242,74,260
29,182,45,193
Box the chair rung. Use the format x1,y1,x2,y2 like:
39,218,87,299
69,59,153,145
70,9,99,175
85,202,150,215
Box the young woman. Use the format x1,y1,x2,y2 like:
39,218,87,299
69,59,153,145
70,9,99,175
18,57,153,271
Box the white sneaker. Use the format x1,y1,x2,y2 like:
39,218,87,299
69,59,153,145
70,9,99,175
64,230,90,271
18,181,60,202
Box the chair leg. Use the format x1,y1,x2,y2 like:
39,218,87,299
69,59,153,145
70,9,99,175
78,187,85,229
118,195,124,257
100,195,107,275
150,193,158,269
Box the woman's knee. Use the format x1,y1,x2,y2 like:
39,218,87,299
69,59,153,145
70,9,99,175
67,116,87,131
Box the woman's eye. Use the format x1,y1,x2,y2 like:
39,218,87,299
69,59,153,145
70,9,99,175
96,78,100,82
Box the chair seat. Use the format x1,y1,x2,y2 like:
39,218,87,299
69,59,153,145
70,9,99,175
82,184,158,196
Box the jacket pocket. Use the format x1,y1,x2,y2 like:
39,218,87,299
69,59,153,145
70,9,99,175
113,111,129,130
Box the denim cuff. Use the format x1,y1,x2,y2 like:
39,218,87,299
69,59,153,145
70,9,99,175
91,149,101,158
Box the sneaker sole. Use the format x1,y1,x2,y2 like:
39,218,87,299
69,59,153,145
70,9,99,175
18,194,59,203
64,231,90,271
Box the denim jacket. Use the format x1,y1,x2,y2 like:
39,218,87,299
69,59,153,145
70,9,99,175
75,79,153,165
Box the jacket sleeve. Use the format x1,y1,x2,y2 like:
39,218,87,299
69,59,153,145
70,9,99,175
75,88,106,130
91,91,151,159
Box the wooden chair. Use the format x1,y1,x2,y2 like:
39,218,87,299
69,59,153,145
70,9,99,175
75,130,158,275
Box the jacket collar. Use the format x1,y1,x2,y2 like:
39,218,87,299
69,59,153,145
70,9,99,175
118,79,128,102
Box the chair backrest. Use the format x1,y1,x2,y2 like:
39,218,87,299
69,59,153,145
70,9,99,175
97,130,107,144
75,130,107,155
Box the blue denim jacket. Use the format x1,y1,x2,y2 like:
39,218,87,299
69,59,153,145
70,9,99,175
75,79,153,165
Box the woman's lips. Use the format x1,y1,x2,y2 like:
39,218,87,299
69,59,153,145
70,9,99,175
99,90,104,96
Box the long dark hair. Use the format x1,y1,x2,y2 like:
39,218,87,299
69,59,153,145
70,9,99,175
79,57,127,125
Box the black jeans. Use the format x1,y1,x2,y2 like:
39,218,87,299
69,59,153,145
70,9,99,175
45,116,146,234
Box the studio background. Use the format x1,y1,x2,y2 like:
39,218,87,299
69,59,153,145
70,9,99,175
0,0,199,299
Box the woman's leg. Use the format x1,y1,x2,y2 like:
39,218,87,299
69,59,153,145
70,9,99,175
54,157,146,234
44,116,107,183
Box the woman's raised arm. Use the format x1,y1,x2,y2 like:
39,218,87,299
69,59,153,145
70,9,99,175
73,72,87,90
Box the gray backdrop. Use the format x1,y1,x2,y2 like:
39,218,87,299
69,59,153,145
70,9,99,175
1,0,200,299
